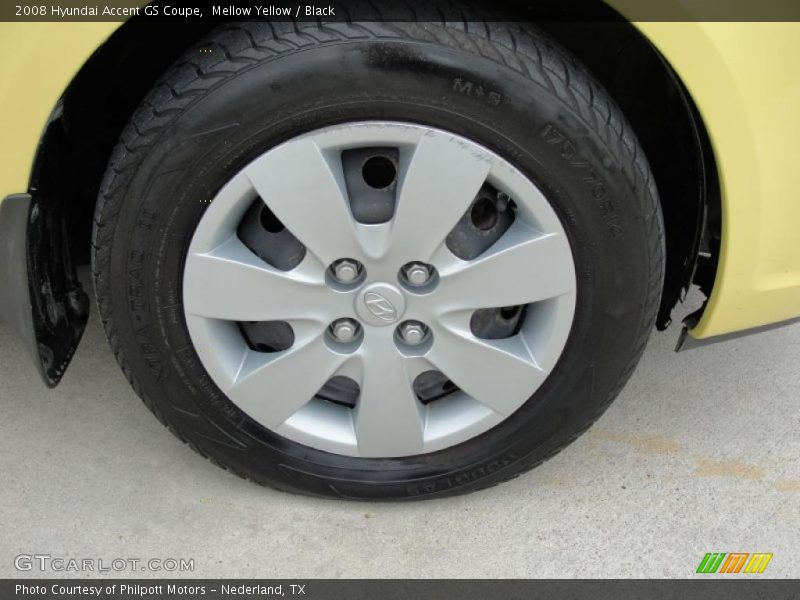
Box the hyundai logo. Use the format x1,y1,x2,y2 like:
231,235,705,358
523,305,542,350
363,292,398,322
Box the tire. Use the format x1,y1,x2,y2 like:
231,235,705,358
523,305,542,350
92,21,664,500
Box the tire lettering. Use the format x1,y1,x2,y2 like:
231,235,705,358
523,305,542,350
540,123,623,238
452,77,502,107
406,453,518,496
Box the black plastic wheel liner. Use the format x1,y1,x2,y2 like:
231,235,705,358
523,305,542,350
4,106,90,387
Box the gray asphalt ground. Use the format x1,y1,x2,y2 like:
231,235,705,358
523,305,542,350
1,286,798,579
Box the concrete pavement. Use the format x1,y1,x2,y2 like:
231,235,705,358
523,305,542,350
1,290,798,578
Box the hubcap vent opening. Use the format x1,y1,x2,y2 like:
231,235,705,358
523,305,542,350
414,370,459,405
342,147,399,224
237,197,306,271
316,376,360,409
446,183,516,261
239,320,295,353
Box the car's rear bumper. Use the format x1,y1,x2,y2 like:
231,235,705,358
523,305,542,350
0,194,43,378
0,193,88,387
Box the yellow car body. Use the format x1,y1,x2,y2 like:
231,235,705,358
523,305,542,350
633,21,800,340
1,16,799,346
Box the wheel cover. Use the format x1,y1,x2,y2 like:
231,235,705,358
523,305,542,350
183,122,577,458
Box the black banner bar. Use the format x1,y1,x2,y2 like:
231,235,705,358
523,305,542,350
4,0,800,23
4,580,800,600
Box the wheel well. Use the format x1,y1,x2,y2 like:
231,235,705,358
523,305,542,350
33,19,216,265
34,10,719,330
538,20,720,329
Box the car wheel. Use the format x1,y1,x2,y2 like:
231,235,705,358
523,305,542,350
92,21,664,499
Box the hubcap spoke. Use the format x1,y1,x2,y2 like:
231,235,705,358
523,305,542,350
354,331,426,457
427,322,546,416
388,132,493,263
244,137,363,265
184,236,340,322
434,223,575,312
227,331,347,428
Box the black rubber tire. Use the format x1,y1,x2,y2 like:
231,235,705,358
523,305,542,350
92,21,664,500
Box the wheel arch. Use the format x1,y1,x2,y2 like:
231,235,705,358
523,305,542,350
32,19,217,267
536,19,720,330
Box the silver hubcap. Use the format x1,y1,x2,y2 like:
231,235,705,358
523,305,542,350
183,122,576,458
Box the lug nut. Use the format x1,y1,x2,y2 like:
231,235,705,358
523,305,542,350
331,259,361,284
403,262,433,286
331,318,360,343
398,321,428,346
